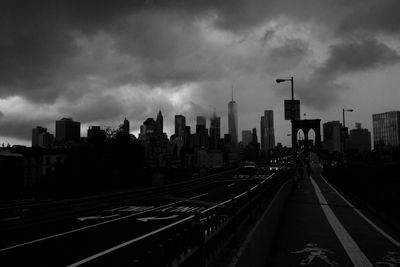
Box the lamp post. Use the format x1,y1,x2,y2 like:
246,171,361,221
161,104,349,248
342,108,354,153
342,108,353,128
276,76,295,152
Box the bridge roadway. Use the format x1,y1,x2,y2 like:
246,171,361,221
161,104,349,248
0,169,278,266
268,153,400,267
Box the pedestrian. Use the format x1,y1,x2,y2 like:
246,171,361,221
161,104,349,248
307,162,312,178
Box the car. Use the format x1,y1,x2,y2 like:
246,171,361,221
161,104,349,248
233,165,257,179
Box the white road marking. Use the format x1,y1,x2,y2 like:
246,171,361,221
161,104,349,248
228,183,235,187
67,215,195,267
78,214,120,221
321,174,400,248
137,215,179,222
310,176,373,267
0,193,208,252
0,216,21,222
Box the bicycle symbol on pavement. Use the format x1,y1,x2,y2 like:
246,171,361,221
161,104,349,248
291,243,338,266
375,251,400,267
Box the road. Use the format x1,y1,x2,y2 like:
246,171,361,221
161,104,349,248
0,169,279,266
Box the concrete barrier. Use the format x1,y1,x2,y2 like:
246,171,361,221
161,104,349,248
229,179,293,267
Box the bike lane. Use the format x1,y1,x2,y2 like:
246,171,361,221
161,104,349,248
268,172,353,266
312,172,400,267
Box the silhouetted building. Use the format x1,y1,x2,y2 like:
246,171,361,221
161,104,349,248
348,123,371,153
143,118,156,135
210,112,221,149
55,118,80,143
87,126,106,144
323,121,342,152
156,110,163,134
196,116,206,133
252,128,258,145
242,130,252,146
120,118,130,135
32,126,53,148
175,115,186,137
228,91,238,146
373,111,400,149
260,110,275,156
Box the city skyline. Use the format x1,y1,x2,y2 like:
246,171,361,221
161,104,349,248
1,1,400,147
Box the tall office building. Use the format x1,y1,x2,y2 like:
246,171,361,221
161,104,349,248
156,110,163,134
32,126,53,148
175,115,186,137
210,111,221,149
228,89,238,146
196,116,206,134
242,130,252,146
120,118,130,135
252,128,258,144
348,123,371,153
55,118,80,143
373,111,400,149
260,110,275,155
323,121,342,152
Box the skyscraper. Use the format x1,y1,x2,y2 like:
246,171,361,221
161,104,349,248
373,111,400,149
210,111,221,149
242,130,252,146
252,128,258,144
260,110,275,155
156,110,163,134
55,118,80,143
323,121,342,152
175,115,186,137
196,116,206,134
120,118,130,135
228,88,238,146
32,126,47,147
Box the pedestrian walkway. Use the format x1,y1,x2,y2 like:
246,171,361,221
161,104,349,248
267,154,400,267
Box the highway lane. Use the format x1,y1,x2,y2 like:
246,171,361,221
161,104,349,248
0,170,278,266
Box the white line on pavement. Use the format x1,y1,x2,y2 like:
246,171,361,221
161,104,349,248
321,174,400,247
0,193,208,252
310,176,373,267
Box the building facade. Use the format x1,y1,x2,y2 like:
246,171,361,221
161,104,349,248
260,110,275,155
242,130,252,146
228,99,238,146
323,121,342,152
348,123,371,153
372,111,400,149
210,112,221,149
55,118,80,144
175,115,186,137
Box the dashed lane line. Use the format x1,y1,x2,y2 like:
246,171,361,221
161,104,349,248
310,176,373,267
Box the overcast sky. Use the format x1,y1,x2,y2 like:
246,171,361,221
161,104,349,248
1,0,400,147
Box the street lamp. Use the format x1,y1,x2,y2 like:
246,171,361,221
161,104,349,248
342,108,354,127
276,77,294,101
276,76,295,153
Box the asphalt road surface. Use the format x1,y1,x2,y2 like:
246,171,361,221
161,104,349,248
0,170,278,266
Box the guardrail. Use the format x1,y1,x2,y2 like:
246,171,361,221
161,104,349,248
71,166,293,267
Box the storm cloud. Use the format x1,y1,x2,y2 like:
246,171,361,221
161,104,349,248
1,0,400,143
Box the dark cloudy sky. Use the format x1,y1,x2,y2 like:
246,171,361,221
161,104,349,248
1,0,400,146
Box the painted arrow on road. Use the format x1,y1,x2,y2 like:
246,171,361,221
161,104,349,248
137,215,179,222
